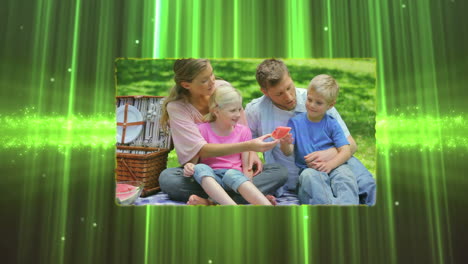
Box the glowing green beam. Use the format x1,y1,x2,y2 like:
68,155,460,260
326,0,333,57
375,115,467,150
191,0,200,58
56,0,82,262
233,0,238,58
1,112,466,150
301,206,309,263
144,206,151,264
18,1,53,262
153,0,161,58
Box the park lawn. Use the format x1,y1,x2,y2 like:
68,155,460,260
117,58,376,178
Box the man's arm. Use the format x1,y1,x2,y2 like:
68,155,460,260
304,135,357,168
304,148,337,167
314,145,352,174
347,135,357,155
327,107,358,154
305,114,357,168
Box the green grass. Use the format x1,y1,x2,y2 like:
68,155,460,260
353,135,376,176
117,59,376,177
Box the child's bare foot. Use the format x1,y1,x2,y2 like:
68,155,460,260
266,195,277,206
187,195,215,205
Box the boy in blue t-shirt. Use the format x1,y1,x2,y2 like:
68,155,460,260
279,74,359,205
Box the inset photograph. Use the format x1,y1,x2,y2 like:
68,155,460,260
115,58,376,206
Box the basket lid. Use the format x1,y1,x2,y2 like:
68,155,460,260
116,96,171,149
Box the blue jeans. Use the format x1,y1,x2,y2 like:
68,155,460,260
160,163,287,204
297,163,359,205
347,156,376,206
192,164,249,193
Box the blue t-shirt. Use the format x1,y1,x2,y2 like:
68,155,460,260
287,113,349,169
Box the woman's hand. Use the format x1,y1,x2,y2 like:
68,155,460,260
248,134,279,152
183,163,195,177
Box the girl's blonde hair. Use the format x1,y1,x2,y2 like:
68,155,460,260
160,58,210,127
204,83,242,122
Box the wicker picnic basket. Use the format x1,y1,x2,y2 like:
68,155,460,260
116,96,172,197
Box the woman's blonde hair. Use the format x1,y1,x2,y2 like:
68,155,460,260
204,83,242,122
160,58,210,127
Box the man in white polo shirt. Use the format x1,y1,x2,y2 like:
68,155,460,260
245,59,376,205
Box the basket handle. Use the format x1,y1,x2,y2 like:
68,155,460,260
120,158,138,181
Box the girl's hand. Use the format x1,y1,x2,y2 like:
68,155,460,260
279,133,293,145
248,134,279,152
183,163,195,177
243,168,254,180
248,152,263,176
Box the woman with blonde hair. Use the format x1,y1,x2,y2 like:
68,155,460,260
159,58,287,204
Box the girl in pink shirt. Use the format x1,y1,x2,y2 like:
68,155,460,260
159,59,287,204
183,85,273,205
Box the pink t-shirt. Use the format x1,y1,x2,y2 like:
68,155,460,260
167,100,206,165
167,88,248,165
197,123,252,171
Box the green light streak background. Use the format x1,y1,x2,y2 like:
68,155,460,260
1,0,467,263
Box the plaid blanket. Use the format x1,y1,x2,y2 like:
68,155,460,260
134,190,300,206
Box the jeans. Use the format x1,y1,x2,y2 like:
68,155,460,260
159,163,288,204
347,156,376,206
297,163,359,205
192,164,249,193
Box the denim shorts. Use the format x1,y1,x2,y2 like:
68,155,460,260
192,163,250,193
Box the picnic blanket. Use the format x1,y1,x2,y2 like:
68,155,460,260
134,190,300,206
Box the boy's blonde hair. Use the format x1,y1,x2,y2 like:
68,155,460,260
204,83,242,122
308,74,339,103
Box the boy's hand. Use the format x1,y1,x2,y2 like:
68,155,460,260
279,133,293,145
183,163,195,177
279,133,294,156
304,148,338,168
313,161,334,174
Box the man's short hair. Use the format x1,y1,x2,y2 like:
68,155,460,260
256,59,290,90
